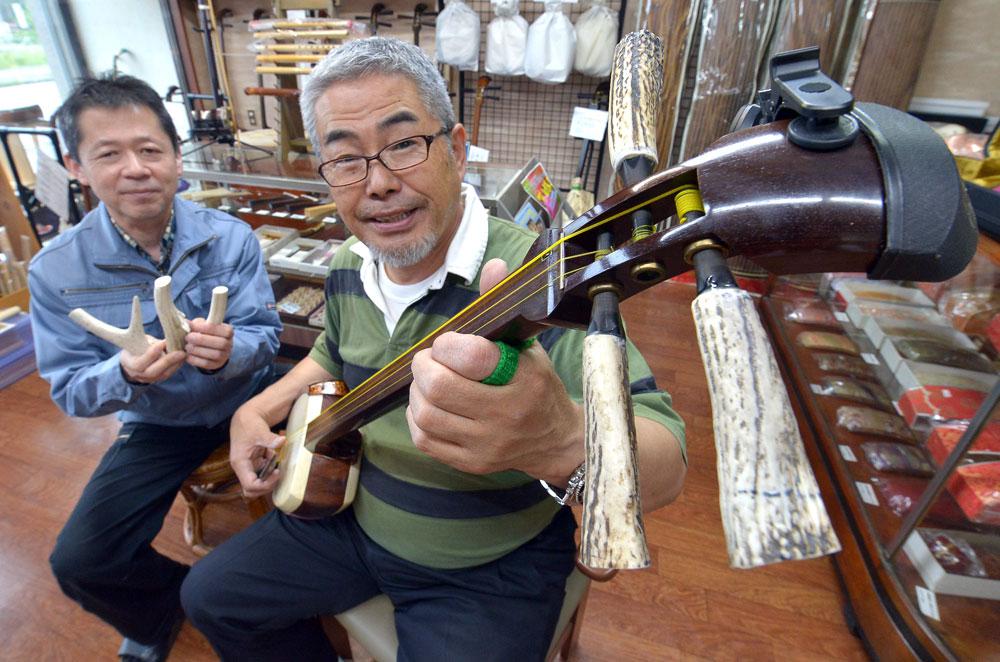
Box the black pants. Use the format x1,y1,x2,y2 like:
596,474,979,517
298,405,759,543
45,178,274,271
181,507,578,662
49,420,228,645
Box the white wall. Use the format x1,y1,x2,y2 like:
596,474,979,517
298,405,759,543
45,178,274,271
66,0,190,137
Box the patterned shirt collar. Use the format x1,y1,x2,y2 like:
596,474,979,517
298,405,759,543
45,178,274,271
109,211,176,274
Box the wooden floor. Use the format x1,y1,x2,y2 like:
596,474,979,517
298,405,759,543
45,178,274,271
0,282,869,661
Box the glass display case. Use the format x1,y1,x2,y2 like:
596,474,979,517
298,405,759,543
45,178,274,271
761,243,1000,659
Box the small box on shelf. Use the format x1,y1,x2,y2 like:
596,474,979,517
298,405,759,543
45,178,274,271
904,528,1000,601
832,279,935,309
269,238,323,276
254,225,300,259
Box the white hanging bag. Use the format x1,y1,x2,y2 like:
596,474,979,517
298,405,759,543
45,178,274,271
524,1,576,84
573,0,617,77
486,0,529,75
436,0,482,71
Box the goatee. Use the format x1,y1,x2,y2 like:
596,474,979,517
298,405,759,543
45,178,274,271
368,232,439,269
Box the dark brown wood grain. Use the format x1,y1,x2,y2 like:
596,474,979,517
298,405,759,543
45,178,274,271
645,0,701,168
765,0,855,84
848,0,940,109
677,0,781,162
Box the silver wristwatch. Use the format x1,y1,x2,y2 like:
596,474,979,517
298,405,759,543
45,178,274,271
539,462,586,506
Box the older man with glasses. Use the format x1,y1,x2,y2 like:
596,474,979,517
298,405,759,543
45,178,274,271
181,37,686,661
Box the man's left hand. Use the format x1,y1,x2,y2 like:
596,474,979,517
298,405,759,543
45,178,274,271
185,318,234,371
406,259,585,485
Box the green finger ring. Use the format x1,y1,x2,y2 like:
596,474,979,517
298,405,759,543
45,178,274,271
481,338,534,386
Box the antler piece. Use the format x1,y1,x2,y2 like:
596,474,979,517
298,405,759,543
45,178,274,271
153,276,190,352
69,296,152,356
692,287,841,568
206,286,229,325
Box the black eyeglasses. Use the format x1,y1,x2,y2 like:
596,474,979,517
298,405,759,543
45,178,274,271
318,128,450,187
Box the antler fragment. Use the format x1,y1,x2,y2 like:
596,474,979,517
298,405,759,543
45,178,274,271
154,276,190,352
206,286,229,324
69,296,152,355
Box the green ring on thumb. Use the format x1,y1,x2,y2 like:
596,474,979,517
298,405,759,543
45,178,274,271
481,338,534,386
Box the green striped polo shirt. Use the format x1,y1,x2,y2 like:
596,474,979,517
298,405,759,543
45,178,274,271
309,216,685,569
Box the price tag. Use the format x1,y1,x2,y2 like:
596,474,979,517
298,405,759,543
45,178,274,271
915,586,940,620
810,383,822,394
272,212,290,218
861,352,879,365
839,445,857,462
855,481,879,506
833,311,848,322
238,207,253,213
569,107,609,142
467,144,490,163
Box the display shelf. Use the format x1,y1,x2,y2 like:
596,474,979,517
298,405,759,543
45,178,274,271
181,147,328,195
762,271,1000,659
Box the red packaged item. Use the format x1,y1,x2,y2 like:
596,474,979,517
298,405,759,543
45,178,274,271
892,338,994,373
871,475,968,524
896,387,988,427
797,331,859,355
923,424,1000,526
814,353,876,381
836,405,914,442
925,423,1000,466
861,441,935,477
783,300,840,328
949,462,1000,526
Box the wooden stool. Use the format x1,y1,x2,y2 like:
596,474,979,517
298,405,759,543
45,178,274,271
323,560,617,661
179,443,270,556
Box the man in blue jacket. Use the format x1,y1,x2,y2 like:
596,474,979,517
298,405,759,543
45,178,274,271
28,75,281,662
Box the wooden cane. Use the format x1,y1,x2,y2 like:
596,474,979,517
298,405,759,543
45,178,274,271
255,66,313,76
303,202,339,219
471,75,491,147
256,54,325,64
244,87,301,98
262,44,337,52
253,29,349,40
251,19,352,30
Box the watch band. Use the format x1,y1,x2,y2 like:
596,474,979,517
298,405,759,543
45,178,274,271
539,462,586,506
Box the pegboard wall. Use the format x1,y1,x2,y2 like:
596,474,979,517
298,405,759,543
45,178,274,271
456,0,625,195
174,0,623,194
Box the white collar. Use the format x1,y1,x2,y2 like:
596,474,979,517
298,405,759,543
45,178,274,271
350,183,490,321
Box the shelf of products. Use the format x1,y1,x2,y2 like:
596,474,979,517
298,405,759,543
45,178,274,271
183,182,345,354
761,249,1000,659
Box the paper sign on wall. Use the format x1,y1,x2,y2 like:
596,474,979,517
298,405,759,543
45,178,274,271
35,150,70,221
569,106,609,142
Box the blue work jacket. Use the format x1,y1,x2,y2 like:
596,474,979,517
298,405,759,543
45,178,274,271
28,197,282,427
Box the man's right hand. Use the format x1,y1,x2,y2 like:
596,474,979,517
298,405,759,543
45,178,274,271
120,339,186,384
230,404,285,498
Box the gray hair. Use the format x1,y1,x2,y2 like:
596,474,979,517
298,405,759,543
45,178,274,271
300,37,456,156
